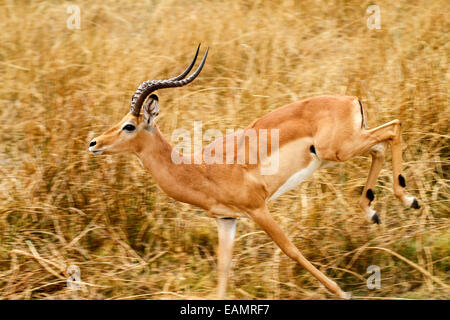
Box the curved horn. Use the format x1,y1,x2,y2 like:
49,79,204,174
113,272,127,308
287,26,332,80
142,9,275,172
167,44,200,81
130,47,209,117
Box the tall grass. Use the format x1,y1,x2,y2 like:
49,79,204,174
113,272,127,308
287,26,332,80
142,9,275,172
0,0,448,299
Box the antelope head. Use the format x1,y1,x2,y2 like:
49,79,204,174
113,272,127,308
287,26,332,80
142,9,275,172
88,45,209,155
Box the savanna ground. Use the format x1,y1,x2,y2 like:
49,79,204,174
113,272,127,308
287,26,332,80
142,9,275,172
0,0,448,300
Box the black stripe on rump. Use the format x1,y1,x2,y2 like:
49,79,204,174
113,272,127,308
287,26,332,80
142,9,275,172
358,100,364,129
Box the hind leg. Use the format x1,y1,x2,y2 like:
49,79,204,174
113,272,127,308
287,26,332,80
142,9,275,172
359,142,386,224
390,126,420,209
318,119,420,210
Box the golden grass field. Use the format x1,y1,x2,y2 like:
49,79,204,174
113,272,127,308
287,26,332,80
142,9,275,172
0,0,448,299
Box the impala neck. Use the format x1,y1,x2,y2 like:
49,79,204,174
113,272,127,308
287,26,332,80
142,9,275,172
135,125,176,175
134,125,194,203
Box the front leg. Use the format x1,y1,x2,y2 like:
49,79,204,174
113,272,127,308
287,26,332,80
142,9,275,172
216,217,237,299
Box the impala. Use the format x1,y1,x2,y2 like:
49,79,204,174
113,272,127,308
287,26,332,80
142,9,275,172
89,45,420,299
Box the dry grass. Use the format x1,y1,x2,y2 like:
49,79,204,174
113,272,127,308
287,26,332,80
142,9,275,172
0,0,448,300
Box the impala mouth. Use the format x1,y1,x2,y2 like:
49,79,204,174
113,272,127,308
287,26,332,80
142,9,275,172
89,147,104,155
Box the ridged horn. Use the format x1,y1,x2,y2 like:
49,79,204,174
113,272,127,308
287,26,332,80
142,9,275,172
130,46,209,117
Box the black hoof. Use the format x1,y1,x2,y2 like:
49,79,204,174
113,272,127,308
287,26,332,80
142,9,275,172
371,213,381,224
411,198,420,209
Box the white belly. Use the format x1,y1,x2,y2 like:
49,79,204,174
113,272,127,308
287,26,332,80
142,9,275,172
268,159,322,201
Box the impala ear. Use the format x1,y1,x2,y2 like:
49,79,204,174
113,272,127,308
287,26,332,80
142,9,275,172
143,94,159,129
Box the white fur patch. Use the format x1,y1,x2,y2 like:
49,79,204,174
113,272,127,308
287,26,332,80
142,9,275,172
403,195,415,207
269,159,322,201
217,218,237,243
366,208,377,222
89,147,103,155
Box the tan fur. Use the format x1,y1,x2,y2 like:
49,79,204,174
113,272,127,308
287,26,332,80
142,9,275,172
90,94,418,299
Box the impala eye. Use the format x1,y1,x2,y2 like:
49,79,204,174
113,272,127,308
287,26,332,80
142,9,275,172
123,124,136,131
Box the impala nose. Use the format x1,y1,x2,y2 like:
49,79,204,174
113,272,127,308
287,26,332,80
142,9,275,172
89,140,96,147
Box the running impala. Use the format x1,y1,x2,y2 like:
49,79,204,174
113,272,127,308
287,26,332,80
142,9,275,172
89,45,420,299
